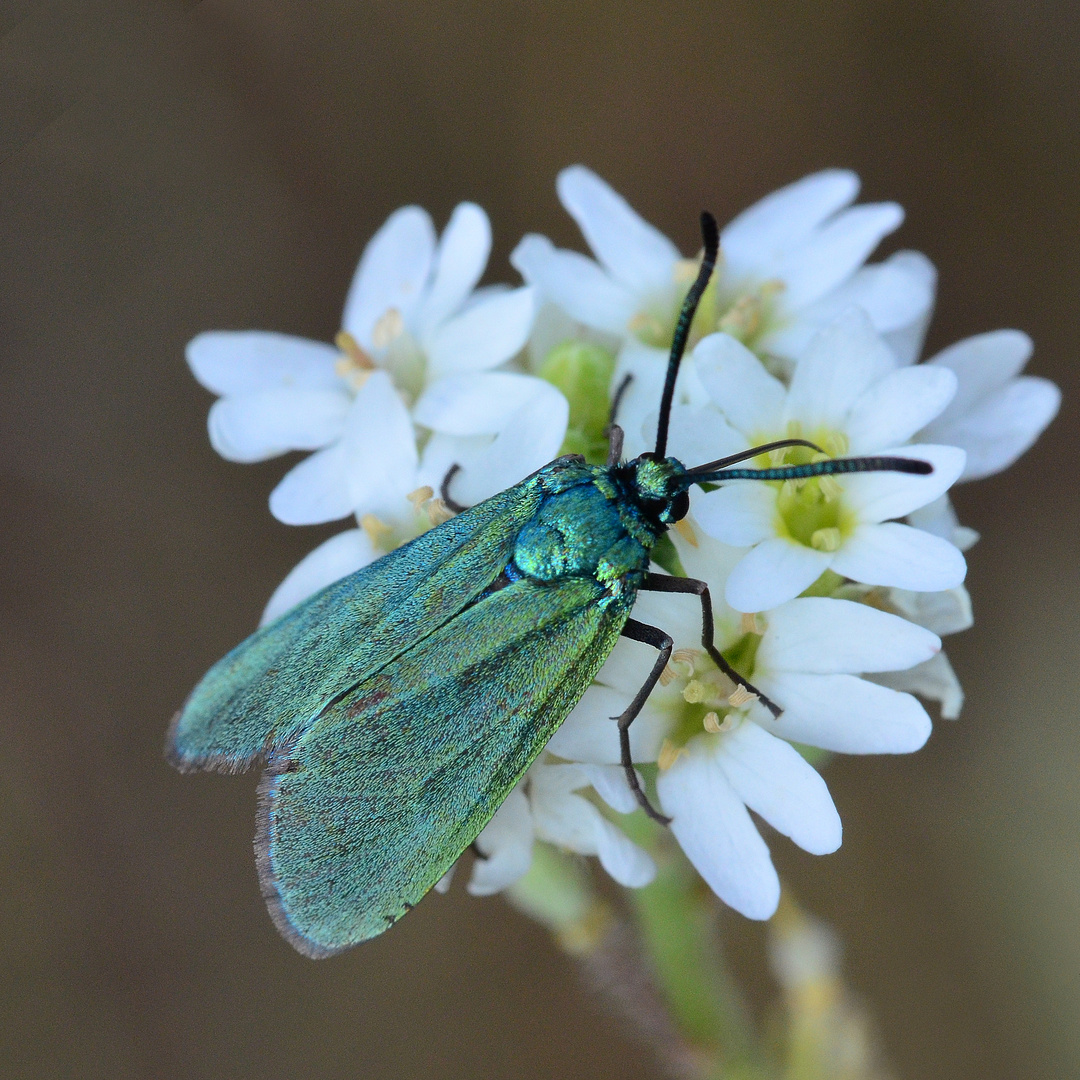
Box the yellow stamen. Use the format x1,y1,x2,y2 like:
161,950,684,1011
360,513,393,546
657,738,685,772
673,517,699,547
406,485,434,511
728,684,758,708
717,293,763,339
426,498,455,526
335,330,375,369
334,330,377,390
628,313,667,342
740,611,763,635
810,527,842,552
672,257,701,284
818,475,842,502
372,307,404,348
702,711,723,734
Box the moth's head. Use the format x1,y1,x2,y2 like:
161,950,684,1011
626,453,690,525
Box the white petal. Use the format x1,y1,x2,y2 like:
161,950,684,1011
758,597,941,675
269,442,353,525
693,332,786,436
720,170,859,270
785,308,897,430
547,686,628,764
415,202,491,338
724,539,833,613
549,684,670,766
716,722,841,855
260,529,376,626
755,672,932,753
611,340,670,457
776,203,904,310
207,388,351,462
663,405,747,474
580,764,640,815
840,444,966,522
763,255,934,362
342,372,419,521
658,741,780,920
844,366,957,454
907,495,980,551
872,651,964,720
930,376,1061,481
831,522,967,591
923,329,1033,427
812,257,935,333
879,251,937,365
342,206,435,347
187,331,343,395
427,286,536,375
511,234,637,335
414,372,552,435
692,484,777,547
888,586,973,636
593,820,656,887
445,383,568,505
469,787,534,896
556,165,680,293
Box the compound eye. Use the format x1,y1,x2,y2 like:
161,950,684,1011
668,491,690,523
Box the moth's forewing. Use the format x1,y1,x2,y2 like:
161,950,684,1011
257,575,631,957
167,482,544,774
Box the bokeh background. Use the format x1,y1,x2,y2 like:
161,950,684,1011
0,2,1077,1077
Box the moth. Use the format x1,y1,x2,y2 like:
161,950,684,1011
168,212,931,957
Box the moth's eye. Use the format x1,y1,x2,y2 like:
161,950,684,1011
668,491,690,523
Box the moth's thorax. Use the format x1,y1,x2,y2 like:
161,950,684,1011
509,455,689,599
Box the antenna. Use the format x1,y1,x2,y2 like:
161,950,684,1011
654,211,719,459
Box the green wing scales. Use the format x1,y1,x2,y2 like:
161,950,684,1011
257,574,631,957
167,482,544,773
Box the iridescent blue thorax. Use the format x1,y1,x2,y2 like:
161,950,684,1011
509,454,690,605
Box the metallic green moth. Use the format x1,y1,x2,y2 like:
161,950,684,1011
168,213,931,957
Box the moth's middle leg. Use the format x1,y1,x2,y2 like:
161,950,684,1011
640,572,781,718
616,618,674,825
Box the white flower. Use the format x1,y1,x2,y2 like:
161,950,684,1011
512,165,934,450
906,329,1060,548
188,202,564,533
188,203,568,623
547,530,941,920
467,760,656,896
683,309,967,612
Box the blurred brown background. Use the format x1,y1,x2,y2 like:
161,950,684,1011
0,1,1076,1077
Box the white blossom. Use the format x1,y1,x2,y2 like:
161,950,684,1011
512,165,934,453
188,203,567,622
468,760,655,896
681,309,967,612
906,329,1060,548
546,529,940,919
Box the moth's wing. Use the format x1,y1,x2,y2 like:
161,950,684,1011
167,482,543,773
257,575,631,957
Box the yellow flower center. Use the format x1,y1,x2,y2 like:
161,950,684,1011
628,254,786,354
655,632,764,766
761,424,857,552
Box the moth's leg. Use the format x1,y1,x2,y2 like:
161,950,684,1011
440,464,469,514
606,424,624,467
604,374,633,465
617,618,673,825
640,573,781,718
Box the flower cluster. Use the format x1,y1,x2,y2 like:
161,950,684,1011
190,167,1059,920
